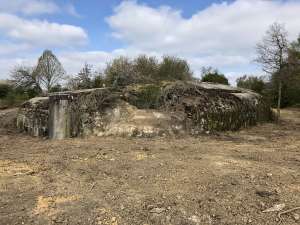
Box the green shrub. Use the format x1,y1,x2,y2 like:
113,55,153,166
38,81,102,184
157,56,192,81
133,55,159,83
236,75,266,94
0,83,13,98
93,74,105,88
0,86,39,108
105,56,136,87
201,72,229,85
124,84,162,109
104,55,193,87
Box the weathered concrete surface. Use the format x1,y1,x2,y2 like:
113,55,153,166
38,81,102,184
17,97,49,137
49,94,71,140
160,81,272,133
17,82,273,139
92,100,183,137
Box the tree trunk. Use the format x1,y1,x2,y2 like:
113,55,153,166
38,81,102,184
277,80,282,120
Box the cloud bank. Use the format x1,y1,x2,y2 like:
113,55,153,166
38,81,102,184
0,0,59,15
2,0,300,84
106,0,300,77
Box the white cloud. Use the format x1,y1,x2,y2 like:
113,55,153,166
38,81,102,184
65,4,81,18
0,56,37,78
59,51,115,74
0,0,59,15
107,0,300,77
0,13,88,48
0,43,32,56
2,0,300,84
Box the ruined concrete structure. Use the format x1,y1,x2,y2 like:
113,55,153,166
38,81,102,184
17,81,272,139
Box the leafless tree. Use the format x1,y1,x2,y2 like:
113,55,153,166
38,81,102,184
35,50,65,92
10,65,42,92
256,22,288,118
67,63,94,90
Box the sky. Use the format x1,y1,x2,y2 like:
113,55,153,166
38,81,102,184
1,0,300,84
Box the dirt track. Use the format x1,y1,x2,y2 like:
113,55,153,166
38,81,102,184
0,108,300,225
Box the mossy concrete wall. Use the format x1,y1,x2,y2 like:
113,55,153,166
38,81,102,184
17,82,273,139
17,97,49,137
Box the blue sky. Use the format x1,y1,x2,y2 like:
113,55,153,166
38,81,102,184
1,0,300,84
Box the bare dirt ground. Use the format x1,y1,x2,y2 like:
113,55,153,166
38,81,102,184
0,108,299,225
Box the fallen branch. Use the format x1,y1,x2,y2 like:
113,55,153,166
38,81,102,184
90,182,96,191
278,207,300,218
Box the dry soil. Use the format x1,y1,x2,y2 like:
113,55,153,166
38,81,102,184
0,108,299,225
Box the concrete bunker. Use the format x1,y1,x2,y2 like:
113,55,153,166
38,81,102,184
17,81,273,139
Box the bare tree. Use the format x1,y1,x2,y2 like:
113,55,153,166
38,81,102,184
256,22,288,119
10,65,42,92
35,50,65,92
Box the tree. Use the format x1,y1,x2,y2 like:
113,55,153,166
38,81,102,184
35,50,65,92
93,73,105,88
105,56,136,87
278,36,300,107
133,55,158,83
10,65,42,93
69,63,94,90
256,23,288,118
201,67,229,85
77,63,93,89
158,56,192,81
236,75,265,94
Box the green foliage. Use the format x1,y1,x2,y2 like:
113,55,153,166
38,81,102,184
0,83,12,98
131,84,162,109
104,55,192,87
105,56,136,87
157,56,192,82
0,86,38,108
75,64,94,89
133,55,159,83
68,64,106,90
93,74,105,88
49,84,67,93
236,75,266,94
261,36,300,108
201,67,229,85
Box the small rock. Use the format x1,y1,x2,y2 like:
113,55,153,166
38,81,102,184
146,205,154,210
262,203,285,213
293,213,300,221
150,207,166,214
259,201,266,208
140,146,150,151
189,215,201,223
266,173,273,177
255,190,275,197
230,180,238,185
